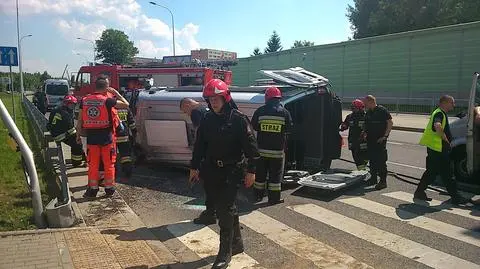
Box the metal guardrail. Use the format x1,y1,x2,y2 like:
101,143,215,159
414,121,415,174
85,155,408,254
0,99,46,228
342,96,469,115
22,95,70,207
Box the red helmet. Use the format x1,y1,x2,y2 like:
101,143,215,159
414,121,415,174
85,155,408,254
63,95,77,106
203,79,231,102
265,86,282,102
351,99,365,110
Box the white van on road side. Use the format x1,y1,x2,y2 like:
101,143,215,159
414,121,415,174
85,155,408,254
43,79,70,111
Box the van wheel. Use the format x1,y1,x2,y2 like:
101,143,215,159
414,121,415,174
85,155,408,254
452,145,472,183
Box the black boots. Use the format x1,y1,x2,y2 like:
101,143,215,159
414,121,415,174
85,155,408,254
414,191,432,201
375,178,387,190
193,210,216,225
105,188,115,196
212,229,233,269
83,187,98,198
366,175,377,186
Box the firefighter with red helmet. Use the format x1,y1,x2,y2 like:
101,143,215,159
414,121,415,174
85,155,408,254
76,75,130,198
190,79,260,269
340,99,368,170
251,86,293,204
47,95,85,166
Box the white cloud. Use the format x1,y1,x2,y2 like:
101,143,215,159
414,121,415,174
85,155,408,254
177,23,200,50
56,19,106,41
140,15,171,39
136,40,169,58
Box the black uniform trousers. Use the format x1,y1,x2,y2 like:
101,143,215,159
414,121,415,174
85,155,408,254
201,163,242,242
367,140,388,181
63,134,85,166
117,140,133,176
350,143,368,170
416,148,457,196
255,157,284,201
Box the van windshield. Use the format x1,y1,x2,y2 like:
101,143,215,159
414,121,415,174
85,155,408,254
46,84,69,95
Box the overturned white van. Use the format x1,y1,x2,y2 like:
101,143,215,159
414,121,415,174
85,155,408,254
134,67,344,178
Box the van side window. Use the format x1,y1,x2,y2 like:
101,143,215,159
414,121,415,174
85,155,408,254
80,73,91,86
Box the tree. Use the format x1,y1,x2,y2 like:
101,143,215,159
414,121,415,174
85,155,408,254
292,40,315,49
347,0,480,39
95,29,139,64
40,71,51,82
251,47,262,56
264,31,283,54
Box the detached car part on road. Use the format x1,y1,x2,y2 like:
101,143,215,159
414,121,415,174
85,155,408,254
133,67,369,188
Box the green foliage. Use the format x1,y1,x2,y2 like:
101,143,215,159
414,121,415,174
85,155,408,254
95,29,139,64
347,0,480,39
251,47,262,56
264,31,283,54
292,40,315,49
0,71,52,92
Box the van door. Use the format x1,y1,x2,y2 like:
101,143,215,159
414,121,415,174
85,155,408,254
467,73,480,175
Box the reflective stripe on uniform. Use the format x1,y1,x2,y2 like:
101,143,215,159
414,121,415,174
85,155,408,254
357,164,367,170
254,181,266,190
51,113,62,125
54,133,66,142
259,149,284,159
118,110,128,121
268,183,282,191
258,116,286,124
71,154,83,161
359,143,367,150
116,136,129,143
129,123,136,129
88,179,99,188
67,127,76,135
84,120,110,125
120,156,132,164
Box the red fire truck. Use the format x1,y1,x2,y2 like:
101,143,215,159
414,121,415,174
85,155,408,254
71,64,232,97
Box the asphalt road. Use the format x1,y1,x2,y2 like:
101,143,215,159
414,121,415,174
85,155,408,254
114,129,480,269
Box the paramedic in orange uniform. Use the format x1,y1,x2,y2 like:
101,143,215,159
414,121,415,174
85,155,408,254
76,75,130,198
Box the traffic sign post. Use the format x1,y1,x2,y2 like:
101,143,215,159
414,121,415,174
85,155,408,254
1,46,19,123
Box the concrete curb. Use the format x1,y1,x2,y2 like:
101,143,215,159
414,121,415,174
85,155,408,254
392,126,424,133
0,226,95,237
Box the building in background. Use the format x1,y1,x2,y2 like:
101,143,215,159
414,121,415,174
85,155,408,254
191,49,237,62
131,57,163,66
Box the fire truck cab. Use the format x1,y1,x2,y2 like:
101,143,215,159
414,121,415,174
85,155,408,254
71,64,232,98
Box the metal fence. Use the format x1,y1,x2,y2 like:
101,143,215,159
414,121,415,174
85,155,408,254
341,96,469,115
22,94,48,148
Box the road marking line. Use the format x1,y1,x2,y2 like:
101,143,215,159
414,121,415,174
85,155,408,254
387,141,404,145
289,204,479,269
240,211,372,269
167,221,259,269
339,197,480,247
386,161,426,170
382,191,480,221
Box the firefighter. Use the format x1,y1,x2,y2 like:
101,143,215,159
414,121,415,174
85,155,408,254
363,95,393,190
34,90,47,114
76,75,130,198
47,95,85,166
116,89,137,179
180,97,216,225
414,95,470,204
190,79,260,269
340,99,368,170
251,86,293,204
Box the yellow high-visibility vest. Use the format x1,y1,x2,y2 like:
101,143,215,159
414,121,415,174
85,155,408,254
419,108,446,152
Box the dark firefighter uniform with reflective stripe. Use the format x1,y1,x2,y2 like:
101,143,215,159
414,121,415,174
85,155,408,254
47,106,85,166
251,99,293,202
116,108,136,177
341,111,368,170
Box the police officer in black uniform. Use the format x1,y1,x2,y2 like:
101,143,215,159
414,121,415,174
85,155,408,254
340,99,368,170
180,97,216,225
190,79,260,269
251,86,293,204
47,95,85,166
363,95,393,190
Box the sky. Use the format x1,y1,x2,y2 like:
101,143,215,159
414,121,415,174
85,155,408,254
0,0,354,77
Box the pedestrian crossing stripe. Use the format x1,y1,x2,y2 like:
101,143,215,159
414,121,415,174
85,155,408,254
382,191,480,221
239,210,372,269
166,221,259,269
289,203,479,269
339,197,480,247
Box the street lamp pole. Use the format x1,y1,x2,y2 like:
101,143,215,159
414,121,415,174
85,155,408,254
75,52,89,65
19,34,33,95
149,1,176,56
76,37,96,64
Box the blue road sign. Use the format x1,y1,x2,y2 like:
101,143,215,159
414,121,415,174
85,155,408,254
0,47,18,67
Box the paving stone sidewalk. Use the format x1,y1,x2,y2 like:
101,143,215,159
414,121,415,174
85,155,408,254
0,142,179,269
